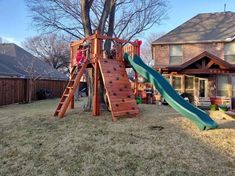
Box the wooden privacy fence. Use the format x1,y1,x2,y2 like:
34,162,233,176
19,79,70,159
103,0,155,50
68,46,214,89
0,78,67,106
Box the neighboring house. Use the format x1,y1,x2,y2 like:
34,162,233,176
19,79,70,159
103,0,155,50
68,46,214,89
152,12,235,106
0,43,68,105
0,43,67,79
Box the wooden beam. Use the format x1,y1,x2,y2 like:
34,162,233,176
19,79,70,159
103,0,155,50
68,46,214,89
93,61,100,116
202,59,206,68
181,68,230,74
92,31,100,116
206,60,214,68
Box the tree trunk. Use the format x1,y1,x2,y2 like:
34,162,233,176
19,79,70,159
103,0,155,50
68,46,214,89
98,0,112,34
81,0,116,112
27,79,33,103
104,1,116,51
81,0,93,111
81,0,92,35
84,68,93,110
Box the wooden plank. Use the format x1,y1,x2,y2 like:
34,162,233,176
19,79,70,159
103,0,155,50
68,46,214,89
54,62,88,117
113,110,139,117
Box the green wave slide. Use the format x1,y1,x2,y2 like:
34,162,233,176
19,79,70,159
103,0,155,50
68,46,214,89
124,53,218,130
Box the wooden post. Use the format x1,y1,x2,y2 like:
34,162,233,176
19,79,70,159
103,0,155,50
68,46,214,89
134,71,138,97
133,40,142,97
182,74,185,94
169,74,173,85
92,31,100,116
70,45,75,109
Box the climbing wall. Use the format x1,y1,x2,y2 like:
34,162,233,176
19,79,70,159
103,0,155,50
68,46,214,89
99,59,139,120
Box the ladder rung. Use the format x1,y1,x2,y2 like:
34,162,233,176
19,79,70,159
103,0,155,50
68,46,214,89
64,94,69,97
67,87,73,89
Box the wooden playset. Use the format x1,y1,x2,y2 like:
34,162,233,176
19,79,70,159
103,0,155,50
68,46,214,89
53,31,218,130
54,31,142,121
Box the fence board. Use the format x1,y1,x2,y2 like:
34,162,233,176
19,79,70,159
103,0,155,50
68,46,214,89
0,78,67,106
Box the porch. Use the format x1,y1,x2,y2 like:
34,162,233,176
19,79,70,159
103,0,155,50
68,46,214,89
156,51,235,108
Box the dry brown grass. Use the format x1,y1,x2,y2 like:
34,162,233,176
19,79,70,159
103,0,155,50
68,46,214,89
0,98,235,176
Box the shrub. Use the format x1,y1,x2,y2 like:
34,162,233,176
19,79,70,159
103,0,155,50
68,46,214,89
209,104,217,111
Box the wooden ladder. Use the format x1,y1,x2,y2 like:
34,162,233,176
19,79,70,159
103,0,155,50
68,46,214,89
54,61,88,118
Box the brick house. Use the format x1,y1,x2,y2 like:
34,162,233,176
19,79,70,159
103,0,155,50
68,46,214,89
152,12,235,106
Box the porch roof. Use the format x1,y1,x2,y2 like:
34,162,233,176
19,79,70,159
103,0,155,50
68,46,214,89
156,51,235,74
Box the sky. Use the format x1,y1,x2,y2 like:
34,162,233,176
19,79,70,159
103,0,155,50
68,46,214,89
0,0,235,46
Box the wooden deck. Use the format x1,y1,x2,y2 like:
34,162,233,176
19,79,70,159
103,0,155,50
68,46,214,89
99,59,139,120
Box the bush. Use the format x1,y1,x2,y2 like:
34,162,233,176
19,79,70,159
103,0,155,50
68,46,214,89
218,104,228,112
209,104,217,111
36,89,53,100
136,97,142,104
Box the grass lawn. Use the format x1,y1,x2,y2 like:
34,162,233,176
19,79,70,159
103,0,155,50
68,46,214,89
0,98,235,176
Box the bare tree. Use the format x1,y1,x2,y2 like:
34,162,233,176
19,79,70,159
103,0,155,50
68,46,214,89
26,0,168,40
18,57,54,103
23,34,70,74
26,0,168,110
141,32,165,66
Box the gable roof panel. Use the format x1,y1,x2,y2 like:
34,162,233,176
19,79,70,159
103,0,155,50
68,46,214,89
153,12,235,44
0,43,68,80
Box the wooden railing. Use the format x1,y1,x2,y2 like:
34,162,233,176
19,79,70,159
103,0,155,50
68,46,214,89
70,32,141,67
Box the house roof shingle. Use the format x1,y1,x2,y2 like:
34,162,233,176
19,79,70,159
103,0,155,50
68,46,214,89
153,11,235,44
0,43,67,80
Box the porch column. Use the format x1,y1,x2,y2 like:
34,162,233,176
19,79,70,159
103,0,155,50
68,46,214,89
182,74,185,94
169,74,173,85
228,74,232,98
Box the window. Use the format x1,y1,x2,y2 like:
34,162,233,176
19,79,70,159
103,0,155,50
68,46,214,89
172,76,182,93
224,42,235,63
185,76,194,89
217,75,228,97
170,45,182,64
